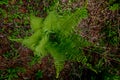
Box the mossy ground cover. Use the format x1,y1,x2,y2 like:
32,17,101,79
0,0,120,80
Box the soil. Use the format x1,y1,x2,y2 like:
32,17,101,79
0,0,120,80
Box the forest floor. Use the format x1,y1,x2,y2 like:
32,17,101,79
0,0,120,80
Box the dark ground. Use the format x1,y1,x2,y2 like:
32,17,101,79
0,0,120,80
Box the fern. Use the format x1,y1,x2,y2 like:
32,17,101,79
10,7,95,78
30,15,44,32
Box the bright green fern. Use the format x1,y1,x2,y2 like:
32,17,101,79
10,7,95,78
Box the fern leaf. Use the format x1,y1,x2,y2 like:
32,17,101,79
43,11,60,32
22,30,42,50
47,45,66,78
30,15,43,32
9,38,23,43
34,36,49,57
60,7,88,36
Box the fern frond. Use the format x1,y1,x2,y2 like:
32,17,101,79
47,45,66,78
43,11,60,32
22,30,42,50
30,15,43,32
60,7,88,36
34,36,49,57
9,38,23,43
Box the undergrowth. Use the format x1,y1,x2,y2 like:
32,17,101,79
0,0,8,5
101,21,120,47
108,0,120,11
6,0,120,79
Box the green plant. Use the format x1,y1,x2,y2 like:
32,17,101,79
35,70,43,80
109,3,119,11
108,0,120,11
10,7,97,78
0,70,4,80
5,68,18,80
103,71,120,80
0,0,8,5
43,0,59,12
101,21,119,46
1,67,26,80
0,8,7,18
29,55,41,66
